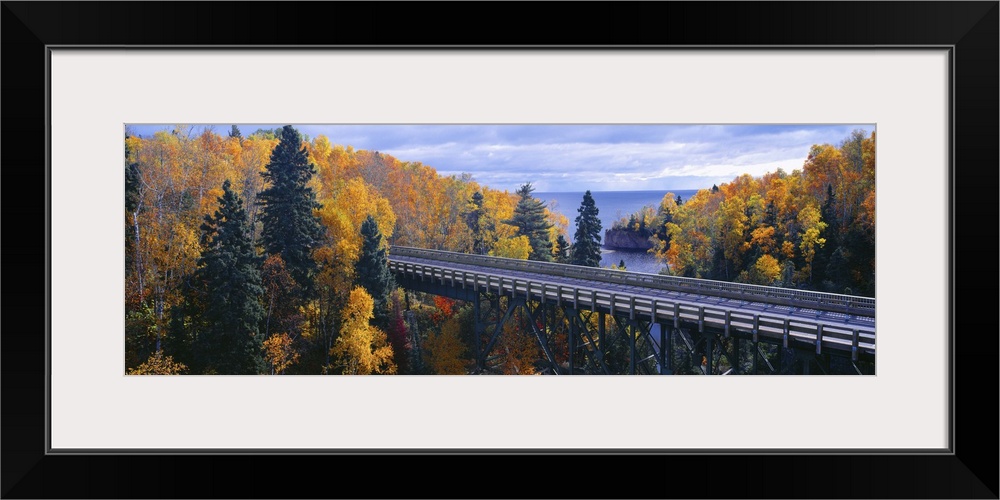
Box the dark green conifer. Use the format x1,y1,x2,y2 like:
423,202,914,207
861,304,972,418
505,183,552,261
554,234,570,263
259,125,325,294
466,191,486,255
193,180,266,374
355,215,395,329
570,190,602,267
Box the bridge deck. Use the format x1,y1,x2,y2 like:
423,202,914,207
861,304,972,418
389,253,875,357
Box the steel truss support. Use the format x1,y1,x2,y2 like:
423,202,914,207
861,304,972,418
562,307,612,375
473,293,563,374
465,285,857,375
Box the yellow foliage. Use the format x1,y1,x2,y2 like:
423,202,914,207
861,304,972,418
796,204,828,282
480,189,519,252
803,143,843,200
781,240,796,259
659,192,678,216
719,173,760,202
859,189,876,232
490,235,531,260
717,196,749,272
753,255,782,285
750,226,776,255
497,314,540,375
317,177,396,278
296,300,323,343
423,318,470,374
544,207,569,247
263,333,300,375
127,350,188,375
797,205,827,264
330,288,397,375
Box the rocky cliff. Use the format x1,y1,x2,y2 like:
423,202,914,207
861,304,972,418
603,229,654,250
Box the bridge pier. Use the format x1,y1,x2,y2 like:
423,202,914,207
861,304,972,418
656,322,672,375
568,308,577,374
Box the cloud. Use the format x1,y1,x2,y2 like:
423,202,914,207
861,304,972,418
126,124,873,192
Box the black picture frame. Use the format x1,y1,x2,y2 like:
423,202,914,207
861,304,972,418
3,2,996,498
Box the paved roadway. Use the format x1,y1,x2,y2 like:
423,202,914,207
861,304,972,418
390,254,875,338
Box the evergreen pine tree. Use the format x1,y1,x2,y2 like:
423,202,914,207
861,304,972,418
193,180,266,374
763,199,777,227
125,139,141,278
505,183,552,261
259,125,325,295
229,125,242,141
465,191,486,254
355,215,396,329
815,184,839,285
570,190,602,267
554,234,570,263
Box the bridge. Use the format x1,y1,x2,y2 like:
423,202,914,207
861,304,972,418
388,246,876,375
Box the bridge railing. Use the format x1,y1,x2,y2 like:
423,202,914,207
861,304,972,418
388,260,875,358
388,246,875,317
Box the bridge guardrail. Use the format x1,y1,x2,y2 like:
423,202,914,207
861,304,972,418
388,260,876,358
389,246,875,317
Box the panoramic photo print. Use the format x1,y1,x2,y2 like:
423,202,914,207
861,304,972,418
124,124,875,375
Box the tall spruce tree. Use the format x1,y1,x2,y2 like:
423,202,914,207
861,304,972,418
815,184,839,287
505,183,552,261
259,125,325,294
355,215,395,329
570,190,602,267
193,180,266,374
465,191,486,255
554,234,570,263
125,138,141,281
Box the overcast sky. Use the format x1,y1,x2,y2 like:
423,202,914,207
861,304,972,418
127,124,874,192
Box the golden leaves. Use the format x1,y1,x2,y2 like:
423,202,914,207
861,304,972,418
753,255,782,285
423,318,470,375
329,287,397,375
490,235,531,260
317,177,396,276
263,333,300,375
127,350,188,375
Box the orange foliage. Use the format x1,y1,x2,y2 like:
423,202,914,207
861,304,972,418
127,350,188,375
263,333,300,375
423,318,470,375
431,296,456,323
496,309,541,375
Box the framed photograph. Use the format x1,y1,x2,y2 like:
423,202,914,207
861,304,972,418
4,2,996,498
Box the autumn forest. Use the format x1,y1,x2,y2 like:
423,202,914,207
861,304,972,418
125,125,875,375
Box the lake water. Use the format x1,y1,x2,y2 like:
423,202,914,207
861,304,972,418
536,190,699,274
